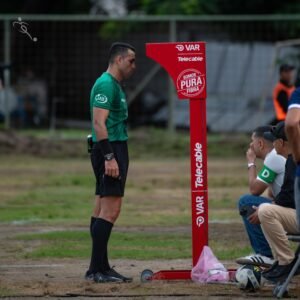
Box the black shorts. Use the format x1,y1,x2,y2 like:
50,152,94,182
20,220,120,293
91,141,129,198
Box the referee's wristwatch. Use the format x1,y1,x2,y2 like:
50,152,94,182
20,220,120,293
247,162,256,169
104,153,115,161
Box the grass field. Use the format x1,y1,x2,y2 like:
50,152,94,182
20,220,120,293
0,128,254,262
3,128,300,299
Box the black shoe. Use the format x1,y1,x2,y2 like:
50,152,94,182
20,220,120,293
94,271,123,283
84,270,95,281
262,261,279,275
104,268,133,283
263,261,294,281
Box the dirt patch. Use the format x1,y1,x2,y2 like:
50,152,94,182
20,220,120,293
1,258,300,299
0,224,300,299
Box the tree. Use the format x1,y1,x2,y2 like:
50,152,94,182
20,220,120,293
134,0,300,16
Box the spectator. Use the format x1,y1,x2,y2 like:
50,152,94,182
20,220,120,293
272,64,295,125
236,125,286,267
15,68,48,126
0,64,19,126
258,122,297,281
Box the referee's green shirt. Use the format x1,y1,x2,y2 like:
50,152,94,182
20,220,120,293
90,72,128,142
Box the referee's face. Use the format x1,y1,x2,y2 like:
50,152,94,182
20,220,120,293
119,49,136,80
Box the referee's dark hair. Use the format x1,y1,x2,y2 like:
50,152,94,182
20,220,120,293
108,42,135,64
253,125,272,138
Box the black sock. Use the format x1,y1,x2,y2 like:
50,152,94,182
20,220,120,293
103,247,111,271
91,217,110,271
89,218,113,273
90,217,110,271
90,216,97,237
87,216,97,274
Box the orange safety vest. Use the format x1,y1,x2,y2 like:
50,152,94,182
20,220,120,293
273,82,295,121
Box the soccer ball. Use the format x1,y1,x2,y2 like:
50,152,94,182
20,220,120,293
235,264,265,291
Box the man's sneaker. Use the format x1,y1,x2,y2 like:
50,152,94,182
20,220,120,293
236,254,274,268
262,261,279,275
262,261,295,282
263,256,300,281
84,270,95,281
94,271,123,283
104,268,133,283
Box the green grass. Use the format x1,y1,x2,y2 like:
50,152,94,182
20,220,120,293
16,231,192,260
210,240,252,260
18,128,90,140
0,287,13,297
0,153,244,225
0,130,251,261
16,127,248,159
15,230,249,261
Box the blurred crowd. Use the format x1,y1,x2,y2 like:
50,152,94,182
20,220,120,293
0,67,47,127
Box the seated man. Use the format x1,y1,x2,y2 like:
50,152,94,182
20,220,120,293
236,126,286,267
257,122,296,281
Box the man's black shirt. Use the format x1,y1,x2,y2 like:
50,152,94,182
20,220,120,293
274,154,296,208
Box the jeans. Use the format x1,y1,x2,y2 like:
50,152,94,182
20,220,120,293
238,194,273,258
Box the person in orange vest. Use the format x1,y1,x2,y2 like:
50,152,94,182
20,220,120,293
272,64,296,124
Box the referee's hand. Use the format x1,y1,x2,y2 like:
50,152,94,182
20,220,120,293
105,159,120,178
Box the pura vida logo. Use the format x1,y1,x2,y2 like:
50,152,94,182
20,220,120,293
13,17,38,42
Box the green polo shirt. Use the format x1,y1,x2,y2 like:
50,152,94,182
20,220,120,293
90,72,128,142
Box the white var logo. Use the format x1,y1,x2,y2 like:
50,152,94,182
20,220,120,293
261,169,270,178
176,44,200,51
176,45,184,51
196,196,205,227
95,94,108,104
196,216,204,227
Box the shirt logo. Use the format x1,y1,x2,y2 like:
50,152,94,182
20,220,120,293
95,94,108,104
121,98,126,103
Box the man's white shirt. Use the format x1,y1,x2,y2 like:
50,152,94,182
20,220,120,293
257,148,286,196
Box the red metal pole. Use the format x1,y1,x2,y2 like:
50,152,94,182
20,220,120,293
142,42,209,281
189,98,208,266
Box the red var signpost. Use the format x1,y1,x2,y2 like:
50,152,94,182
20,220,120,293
142,42,208,281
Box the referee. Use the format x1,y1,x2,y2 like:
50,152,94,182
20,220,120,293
85,42,136,283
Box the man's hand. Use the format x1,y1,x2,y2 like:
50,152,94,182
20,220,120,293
248,206,260,224
246,147,256,163
105,159,120,178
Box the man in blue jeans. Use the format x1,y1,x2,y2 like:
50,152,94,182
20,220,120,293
236,126,286,267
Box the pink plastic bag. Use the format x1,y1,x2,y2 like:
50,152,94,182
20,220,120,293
191,246,229,283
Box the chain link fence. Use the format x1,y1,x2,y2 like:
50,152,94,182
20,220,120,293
1,14,300,132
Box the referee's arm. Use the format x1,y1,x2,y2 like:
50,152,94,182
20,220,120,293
93,107,120,178
93,107,109,140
